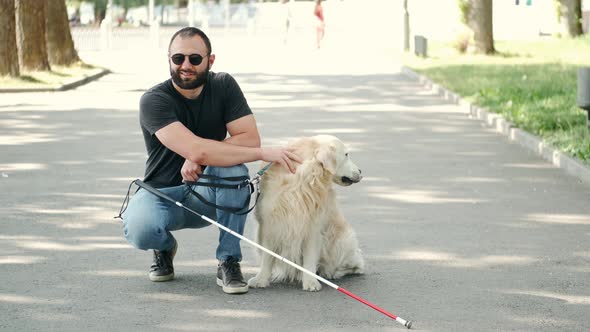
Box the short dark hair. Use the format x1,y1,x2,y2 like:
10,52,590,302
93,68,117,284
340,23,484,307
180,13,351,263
168,27,212,55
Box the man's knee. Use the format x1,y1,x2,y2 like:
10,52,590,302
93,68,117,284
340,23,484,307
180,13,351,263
123,216,168,250
122,190,171,250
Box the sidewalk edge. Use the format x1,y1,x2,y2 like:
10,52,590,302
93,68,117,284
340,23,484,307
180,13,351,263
400,65,590,186
0,68,111,93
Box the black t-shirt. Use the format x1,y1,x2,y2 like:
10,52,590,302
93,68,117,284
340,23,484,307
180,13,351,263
139,71,252,188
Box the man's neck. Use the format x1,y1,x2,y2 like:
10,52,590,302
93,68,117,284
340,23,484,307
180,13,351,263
172,82,203,100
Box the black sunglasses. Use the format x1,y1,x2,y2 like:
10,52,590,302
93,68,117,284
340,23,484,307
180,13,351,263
170,53,207,66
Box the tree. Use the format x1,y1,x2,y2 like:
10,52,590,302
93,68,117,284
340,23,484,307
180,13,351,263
46,0,80,65
403,0,410,52
556,0,583,38
0,0,20,76
459,0,495,54
16,0,50,71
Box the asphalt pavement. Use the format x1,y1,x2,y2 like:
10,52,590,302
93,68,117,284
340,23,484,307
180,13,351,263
1,28,589,331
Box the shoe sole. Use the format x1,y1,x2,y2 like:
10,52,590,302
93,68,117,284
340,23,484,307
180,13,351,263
216,278,249,294
150,272,175,282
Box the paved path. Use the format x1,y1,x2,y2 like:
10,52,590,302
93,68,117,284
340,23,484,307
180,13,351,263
1,29,589,331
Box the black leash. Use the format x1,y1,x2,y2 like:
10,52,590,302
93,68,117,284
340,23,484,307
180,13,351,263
183,173,258,215
115,163,272,219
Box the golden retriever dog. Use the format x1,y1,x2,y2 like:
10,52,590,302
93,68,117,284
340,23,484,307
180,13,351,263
248,135,365,291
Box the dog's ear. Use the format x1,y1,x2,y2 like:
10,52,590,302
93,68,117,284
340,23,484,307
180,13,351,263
315,144,337,174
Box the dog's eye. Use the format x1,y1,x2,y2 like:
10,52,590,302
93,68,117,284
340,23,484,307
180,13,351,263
345,153,349,157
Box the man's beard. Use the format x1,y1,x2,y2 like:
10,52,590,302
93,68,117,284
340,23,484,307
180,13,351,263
170,65,209,90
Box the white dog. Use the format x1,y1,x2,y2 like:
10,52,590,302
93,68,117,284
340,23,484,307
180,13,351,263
248,135,365,291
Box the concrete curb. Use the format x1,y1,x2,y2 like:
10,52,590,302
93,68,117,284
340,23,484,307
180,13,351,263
0,67,111,93
400,65,590,186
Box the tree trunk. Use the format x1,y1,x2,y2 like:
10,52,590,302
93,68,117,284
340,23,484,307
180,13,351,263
558,0,583,37
46,0,80,66
16,0,50,71
468,0,495,54
0,0,20,76
403,0,410,52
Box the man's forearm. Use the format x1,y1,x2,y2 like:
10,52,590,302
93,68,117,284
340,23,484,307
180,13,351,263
189,138,262,166
224,132,261,148
156,121,263,167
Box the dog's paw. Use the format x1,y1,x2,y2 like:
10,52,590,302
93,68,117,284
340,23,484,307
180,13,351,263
302,278,322,292
248,276,270,288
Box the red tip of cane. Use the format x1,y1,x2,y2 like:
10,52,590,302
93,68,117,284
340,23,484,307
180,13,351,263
337,287,398,320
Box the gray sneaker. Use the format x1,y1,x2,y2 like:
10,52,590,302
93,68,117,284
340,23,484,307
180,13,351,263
149,240,177,282
216,257,249,294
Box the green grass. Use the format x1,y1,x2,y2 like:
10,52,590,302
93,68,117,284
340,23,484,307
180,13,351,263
403,35,590,163
0,62,100,90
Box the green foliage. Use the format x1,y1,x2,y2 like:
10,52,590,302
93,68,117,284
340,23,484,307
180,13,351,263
554,0,562,23
404,37,590,164
457,0,471,24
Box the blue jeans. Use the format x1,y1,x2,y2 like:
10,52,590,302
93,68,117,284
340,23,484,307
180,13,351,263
122,164,250,262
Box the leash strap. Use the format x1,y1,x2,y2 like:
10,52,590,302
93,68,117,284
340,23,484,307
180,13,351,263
114,180,135,219
183,174,250,190
114,163,272,218
182,163,271,215
185,182,260,215
183,173,253,214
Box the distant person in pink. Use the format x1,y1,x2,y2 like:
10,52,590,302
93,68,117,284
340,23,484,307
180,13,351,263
314,0,325,49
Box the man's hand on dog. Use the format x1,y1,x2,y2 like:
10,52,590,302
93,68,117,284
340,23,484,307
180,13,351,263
261,147,302,174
